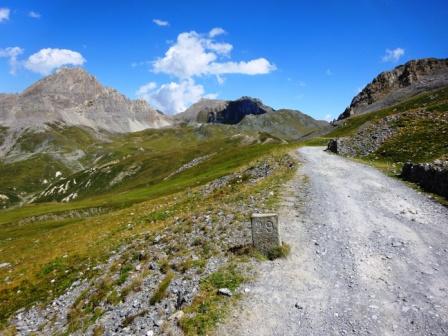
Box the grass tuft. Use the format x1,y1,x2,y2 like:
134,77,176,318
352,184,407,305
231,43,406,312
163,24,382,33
150,272,174,305
266,243,291,260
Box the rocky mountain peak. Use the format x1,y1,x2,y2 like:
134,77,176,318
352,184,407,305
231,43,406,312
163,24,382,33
176,96,275,124
22,67,101,98
0,67,172,133
338,57,448,120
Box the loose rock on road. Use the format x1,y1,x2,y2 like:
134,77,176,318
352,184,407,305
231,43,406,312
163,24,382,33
217,146,448,335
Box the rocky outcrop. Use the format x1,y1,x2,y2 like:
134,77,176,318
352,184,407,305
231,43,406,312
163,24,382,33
338,58,448,120
327,114,399,156
176,96,274,124
401,160,448,198
174,98,228,123
0,67,172,133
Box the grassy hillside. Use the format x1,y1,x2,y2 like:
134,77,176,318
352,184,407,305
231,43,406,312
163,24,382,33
313,86,448,170
239,109,329,140
328,86,448,139
0,122,297,328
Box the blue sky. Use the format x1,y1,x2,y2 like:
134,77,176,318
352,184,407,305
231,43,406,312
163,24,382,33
1,0,447,120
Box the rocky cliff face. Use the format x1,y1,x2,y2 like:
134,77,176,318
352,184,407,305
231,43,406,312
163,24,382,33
0,67,172,133
174,98,229,123
176,96,274,124
338,58,448,120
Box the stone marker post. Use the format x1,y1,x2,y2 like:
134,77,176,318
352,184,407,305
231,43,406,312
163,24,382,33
251,213,281,255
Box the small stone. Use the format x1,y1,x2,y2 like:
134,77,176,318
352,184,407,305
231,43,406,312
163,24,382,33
169,310,184,321
294,303,303,309
0,262,11,269
218,288,232,297
135,264,142,271
146,331,154,336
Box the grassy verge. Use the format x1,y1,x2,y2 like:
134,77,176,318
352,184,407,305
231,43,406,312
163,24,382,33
0,141,296,328
326,86,448,138
180,263,246,336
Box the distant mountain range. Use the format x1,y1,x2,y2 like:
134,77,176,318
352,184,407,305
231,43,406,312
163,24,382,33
0,67,327,133
0,67,329,208
2,57,446,207
175,97,275,124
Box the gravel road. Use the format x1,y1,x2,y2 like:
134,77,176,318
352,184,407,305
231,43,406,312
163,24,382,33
217,146,448,336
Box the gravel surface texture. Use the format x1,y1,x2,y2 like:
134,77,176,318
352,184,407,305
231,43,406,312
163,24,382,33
217,146,448,336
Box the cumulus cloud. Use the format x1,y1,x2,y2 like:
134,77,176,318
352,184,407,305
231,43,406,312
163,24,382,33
382,48,405,62
139,29,275,114
137,79,208,114
28,11,41,19
24,48,86,75
209,27,226,37
0,47,24,74
153,19,169,27
153,31,275,78
207,58,274,75
0,8,10,22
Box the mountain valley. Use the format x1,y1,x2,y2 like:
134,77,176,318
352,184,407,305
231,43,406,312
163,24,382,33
0,57,447,335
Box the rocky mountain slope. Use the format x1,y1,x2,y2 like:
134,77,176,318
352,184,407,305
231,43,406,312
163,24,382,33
175,97,329,140
338,58,448,120
176,96,274,124
327,79,448,199
174,98,229,123
239,109,329,140
0,67,171,133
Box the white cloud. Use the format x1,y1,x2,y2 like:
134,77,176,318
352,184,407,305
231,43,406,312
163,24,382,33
209,27,226,38
28,11,41,19
137,79,208,114
324,114,333,122
153,19,169,27
24,48,86,75
0,8,10,22
141,29,274,114
207,58,274,75
382,48,405,62
153,31,275,78
0,47,24,74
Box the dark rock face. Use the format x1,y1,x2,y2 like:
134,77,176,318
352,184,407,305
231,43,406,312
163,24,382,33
401,160,448,198
338,58,448,120
326,139,338,153
176,96,274,124
326,138,354,155
206,97,274,124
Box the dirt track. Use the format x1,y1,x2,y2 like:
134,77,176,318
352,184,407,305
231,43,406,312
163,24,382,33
217,146,448,336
